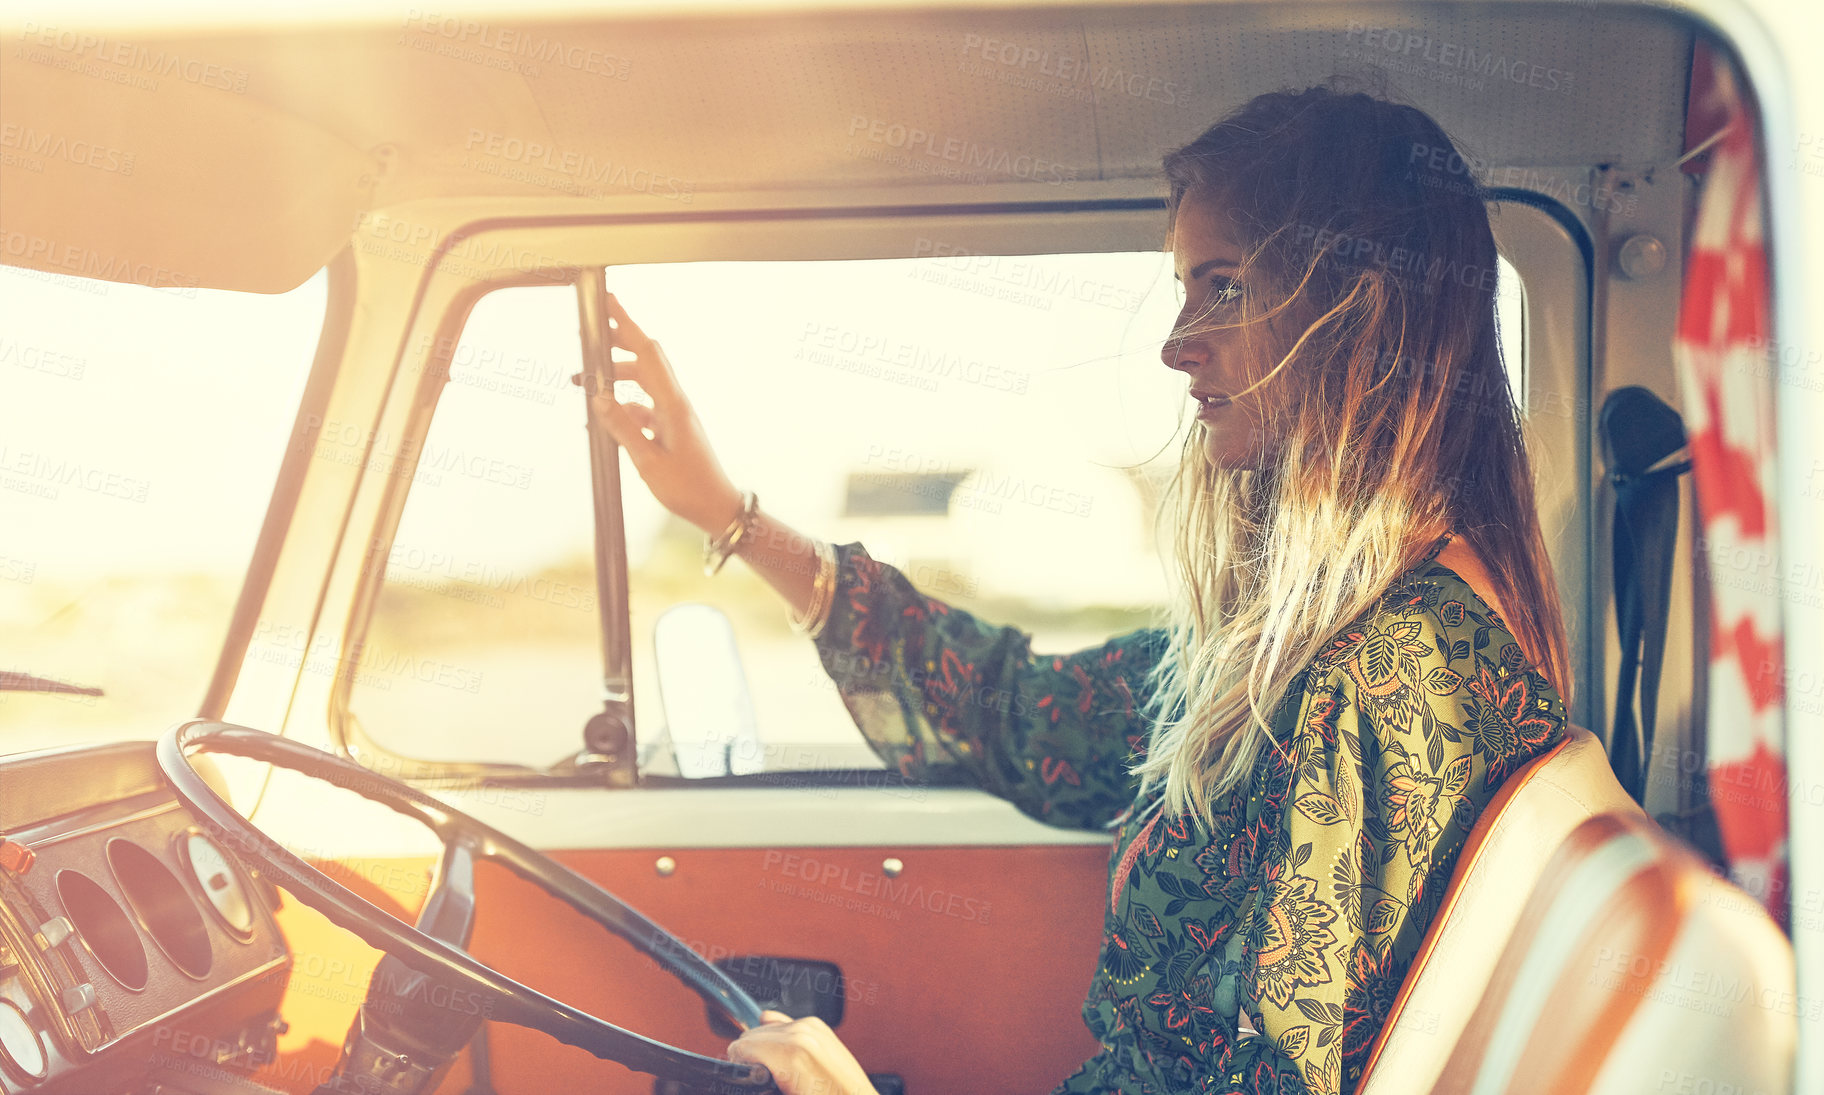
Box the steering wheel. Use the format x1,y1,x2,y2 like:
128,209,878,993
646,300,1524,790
157,719,777,1093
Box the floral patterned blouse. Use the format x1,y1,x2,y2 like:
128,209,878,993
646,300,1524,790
809,535,1567,1095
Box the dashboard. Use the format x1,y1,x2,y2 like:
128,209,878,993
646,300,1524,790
0,742,291,1094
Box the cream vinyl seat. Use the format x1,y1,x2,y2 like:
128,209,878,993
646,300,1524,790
1358,725,1796,1094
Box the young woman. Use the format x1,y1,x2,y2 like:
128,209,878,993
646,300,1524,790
592,86,1571,1095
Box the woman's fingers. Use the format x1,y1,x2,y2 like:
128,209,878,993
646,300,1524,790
595,397,660,464
603,293,660,367
590,340,681,415
585,353,656,398
599,399,658,444
580,356,662,426
726,1014,875,1095
604,294,686,401
620,401,657,434
641,339,687,403
603,291,650,345
580,294,741,534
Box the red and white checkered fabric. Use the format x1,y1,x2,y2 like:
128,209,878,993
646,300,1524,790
1673,56,1788,928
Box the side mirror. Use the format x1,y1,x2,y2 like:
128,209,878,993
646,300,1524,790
651,603,764,778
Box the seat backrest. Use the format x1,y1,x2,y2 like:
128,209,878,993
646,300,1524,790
1431,811,1795,1094
1358,725,1644,1092
1357,725,1796,1094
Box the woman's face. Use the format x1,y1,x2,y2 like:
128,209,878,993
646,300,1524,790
1162,189,1293,469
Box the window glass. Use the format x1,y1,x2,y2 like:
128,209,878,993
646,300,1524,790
350,286,600,767
354,253,1181,771
1496,252,1526,405
0,266,327,754
354,243,1533,774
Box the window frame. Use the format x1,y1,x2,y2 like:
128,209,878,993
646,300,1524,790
1483,191,1599,734
321,192,1590,790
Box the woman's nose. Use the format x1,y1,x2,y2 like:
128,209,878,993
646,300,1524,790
1161,302,1206,372
1161,329,1202,373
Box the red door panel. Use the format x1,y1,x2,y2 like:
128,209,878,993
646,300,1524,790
263,842,1112,1093
473,844,1111,1093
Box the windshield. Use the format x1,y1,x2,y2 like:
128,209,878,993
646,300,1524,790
0,264,326,755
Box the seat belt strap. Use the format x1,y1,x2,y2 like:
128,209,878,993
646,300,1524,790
1598,386,1690,806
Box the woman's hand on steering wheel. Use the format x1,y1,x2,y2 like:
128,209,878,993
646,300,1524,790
728,1011,878,1095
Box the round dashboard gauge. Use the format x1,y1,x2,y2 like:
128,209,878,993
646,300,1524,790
0,998,48,1080
180,832,256,935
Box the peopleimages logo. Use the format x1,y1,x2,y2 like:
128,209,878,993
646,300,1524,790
1290,222,1501,295
1405,141,1640,216
0,337,86,380
958,33,1187,107
0,443,150,503
374,536,596,614
248,622,486,696
400,11,631,79
761,850,992,924
796,321,1031,395
863,445,1095,518
846,117,1078,185
13,23,250,93
462,129,694,203
1342,22,1575,94
299,413,536,491
0,232,200,296
912,237,1147,314
0,124,134,175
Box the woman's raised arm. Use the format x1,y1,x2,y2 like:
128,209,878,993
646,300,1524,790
591,293,1166,829
584,292,829,621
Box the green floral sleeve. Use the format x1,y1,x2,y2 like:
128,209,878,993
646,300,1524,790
1218,566,1567,1095
811,542,1169,831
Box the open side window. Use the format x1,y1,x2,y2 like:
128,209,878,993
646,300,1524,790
347,228,1556,786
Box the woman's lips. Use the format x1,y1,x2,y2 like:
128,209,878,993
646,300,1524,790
1193,392,1231,420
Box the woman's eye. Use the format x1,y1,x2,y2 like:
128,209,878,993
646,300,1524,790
1211,278,1243,306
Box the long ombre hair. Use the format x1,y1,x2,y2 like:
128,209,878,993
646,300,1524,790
1132,86,1572,824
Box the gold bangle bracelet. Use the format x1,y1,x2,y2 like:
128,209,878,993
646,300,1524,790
807,540,837,638
788,539,838,638
789,540,833,636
